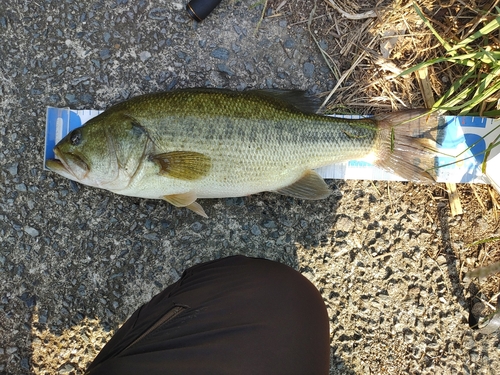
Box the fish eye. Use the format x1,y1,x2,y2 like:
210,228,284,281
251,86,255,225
70,129,82,146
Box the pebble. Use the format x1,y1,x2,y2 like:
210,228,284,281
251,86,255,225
99,49,111,59
24,226,39,237
6,163,18,176
303,62,315,78
58,364,75,374
284,38,295,49
6,347,17,354
217,64,234,76
20,358,29,370
250,225,261,236
65,93,78,105
139,51,152,62
262,220,276,229
191,222,203,232
211,47,230,60
38,311,48,324
148,7,169,20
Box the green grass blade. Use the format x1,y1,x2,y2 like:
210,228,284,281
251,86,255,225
432,67,478,108
399,54,486,78
473,65,500,99
469,236,500,247
481,109,500,117
482,131,500,173
458,79,500,114
413,3,455,53
449,16,500,53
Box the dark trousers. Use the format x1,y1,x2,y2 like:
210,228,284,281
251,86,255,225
86,255,330,375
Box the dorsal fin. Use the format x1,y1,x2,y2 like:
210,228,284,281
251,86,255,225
253,89,322,114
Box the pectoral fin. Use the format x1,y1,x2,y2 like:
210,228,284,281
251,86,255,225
152,151,211,181
275,170,331,200
163,192,208,218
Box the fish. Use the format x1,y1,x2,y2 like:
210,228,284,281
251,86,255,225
46,88,440,217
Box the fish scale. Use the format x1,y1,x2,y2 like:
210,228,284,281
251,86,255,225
46,88,439,217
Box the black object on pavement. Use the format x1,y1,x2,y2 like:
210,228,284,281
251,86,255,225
186,0,223,22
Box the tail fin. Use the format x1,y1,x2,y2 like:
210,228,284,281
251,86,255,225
372,110,442,182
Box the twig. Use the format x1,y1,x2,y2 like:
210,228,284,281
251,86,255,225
416,67,435,108
254,0,268,35
289,14,327,27
307,3,341,81
471,184,487,212
324,0,377,20
320,35,378,111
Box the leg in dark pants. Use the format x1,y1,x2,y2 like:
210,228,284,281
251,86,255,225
86,255,330,375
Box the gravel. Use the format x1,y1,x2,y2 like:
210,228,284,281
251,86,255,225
0,0,499,374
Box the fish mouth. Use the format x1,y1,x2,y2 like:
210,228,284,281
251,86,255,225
46,147,90,181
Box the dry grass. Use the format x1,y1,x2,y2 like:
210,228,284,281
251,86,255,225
268,0,500,323
268,0,499,114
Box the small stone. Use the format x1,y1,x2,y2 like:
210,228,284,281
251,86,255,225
231,43,241,53
318,39,328,50
250,225,261,236
217,64,234,76
139,51,152,62
144,233,159,241
65,93,78,106
19,293,36,308
303,62,314,78
283,38,295,49
38,311,48,324
262,220,276,229
244,62,254,73
211,48,229,60
436,255,447,265
24,226,39,237
6,163,18,176
191,222,203,233
20,358,29,370
58,364,75,374
81,93,94,105
6,347,17,354
99,49,111,60
148,7,168,20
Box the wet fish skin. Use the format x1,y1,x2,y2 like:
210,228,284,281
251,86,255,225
46,89,439,217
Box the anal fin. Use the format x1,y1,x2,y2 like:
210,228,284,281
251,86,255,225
163,192,208,218
275,170,331,200
185,202,208,218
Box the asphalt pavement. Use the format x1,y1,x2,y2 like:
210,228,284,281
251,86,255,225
1,1,499,374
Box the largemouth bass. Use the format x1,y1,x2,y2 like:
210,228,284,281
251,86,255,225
46,89,439,217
